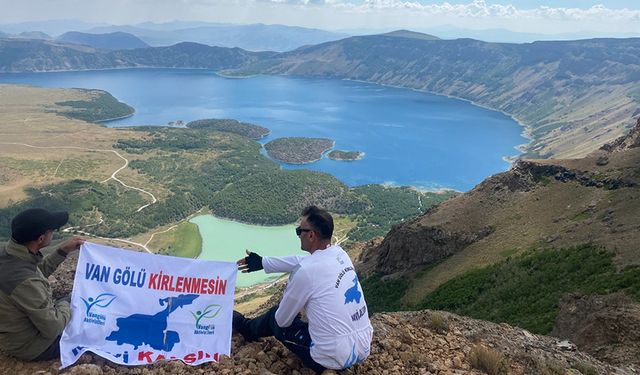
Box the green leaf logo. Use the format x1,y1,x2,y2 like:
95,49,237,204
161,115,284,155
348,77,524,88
191,304,222,326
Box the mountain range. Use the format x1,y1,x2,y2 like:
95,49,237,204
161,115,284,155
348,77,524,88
0,20,349,52
87,23,349,52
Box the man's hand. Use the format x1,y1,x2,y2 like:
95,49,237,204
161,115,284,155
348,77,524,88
58,237,85,254
237,249,263,273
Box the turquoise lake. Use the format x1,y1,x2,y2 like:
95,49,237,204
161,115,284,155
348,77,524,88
191,215,303,288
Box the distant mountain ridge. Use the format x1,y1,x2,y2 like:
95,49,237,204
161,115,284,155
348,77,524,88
88,23,349,51
57,31,149,50
382,30,439,40
0,38,272,71
0,20,349,52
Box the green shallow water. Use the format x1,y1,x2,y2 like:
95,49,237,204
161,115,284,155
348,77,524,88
190,215,305,288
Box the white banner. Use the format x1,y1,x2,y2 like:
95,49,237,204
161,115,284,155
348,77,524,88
60,242,237,368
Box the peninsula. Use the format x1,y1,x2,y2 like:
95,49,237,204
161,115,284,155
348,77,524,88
55,89,134,123
264,137,334,164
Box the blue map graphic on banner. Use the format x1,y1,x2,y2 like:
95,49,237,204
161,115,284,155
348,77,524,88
344,276,362,304
106,294,199,350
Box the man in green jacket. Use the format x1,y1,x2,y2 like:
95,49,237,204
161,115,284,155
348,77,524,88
0,208,84,361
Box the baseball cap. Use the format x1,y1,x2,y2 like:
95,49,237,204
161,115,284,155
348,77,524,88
11,208,69,244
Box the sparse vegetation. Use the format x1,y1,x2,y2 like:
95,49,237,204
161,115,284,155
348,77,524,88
572,210,592,221
428,312,448,334
469,345,509,375
156,221,202,258
573,361,598,375
525,356,566,375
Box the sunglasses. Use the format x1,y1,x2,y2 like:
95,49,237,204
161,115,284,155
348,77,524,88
295,226,313,236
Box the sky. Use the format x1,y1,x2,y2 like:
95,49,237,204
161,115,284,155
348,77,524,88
0,0,639,35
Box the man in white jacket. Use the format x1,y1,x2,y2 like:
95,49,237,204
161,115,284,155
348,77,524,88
234,206,373,373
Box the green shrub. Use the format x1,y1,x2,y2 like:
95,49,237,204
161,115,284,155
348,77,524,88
419,245,640,334
360,273,410,313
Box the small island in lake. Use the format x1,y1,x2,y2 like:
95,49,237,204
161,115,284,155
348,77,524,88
187,118,270,140
328,150,364,161
264,137,334,164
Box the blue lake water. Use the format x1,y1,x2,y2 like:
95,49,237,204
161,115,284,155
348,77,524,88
0,68,527,191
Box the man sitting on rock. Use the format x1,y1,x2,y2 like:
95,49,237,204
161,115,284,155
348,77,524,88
0,208,84,361
234,205,373,373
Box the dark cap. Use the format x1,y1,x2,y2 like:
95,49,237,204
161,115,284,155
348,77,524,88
11,208,69,244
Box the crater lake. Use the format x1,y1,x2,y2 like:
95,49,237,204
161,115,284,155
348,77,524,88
0,68,527,191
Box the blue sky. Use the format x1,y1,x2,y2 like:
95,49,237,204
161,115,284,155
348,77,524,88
0,1,638,35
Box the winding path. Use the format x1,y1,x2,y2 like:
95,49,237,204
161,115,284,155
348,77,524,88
0,142,157,211
1,142,159,252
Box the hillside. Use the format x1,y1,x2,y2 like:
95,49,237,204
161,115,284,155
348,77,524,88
357,116,640,366
360,116,640,278
57,31,150,50
0,38,271,72
226,34,640,159
17,31,52,40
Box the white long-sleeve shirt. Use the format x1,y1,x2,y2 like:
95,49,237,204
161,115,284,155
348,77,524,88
262,245,373,370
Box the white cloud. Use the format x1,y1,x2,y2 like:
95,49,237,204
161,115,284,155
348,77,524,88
346,0,640,20
1,0,639,35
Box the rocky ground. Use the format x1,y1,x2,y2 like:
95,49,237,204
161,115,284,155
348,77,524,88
1,295,633,374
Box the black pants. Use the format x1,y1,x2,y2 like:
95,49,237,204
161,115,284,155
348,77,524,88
240,306,326,374
32,335,61,361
